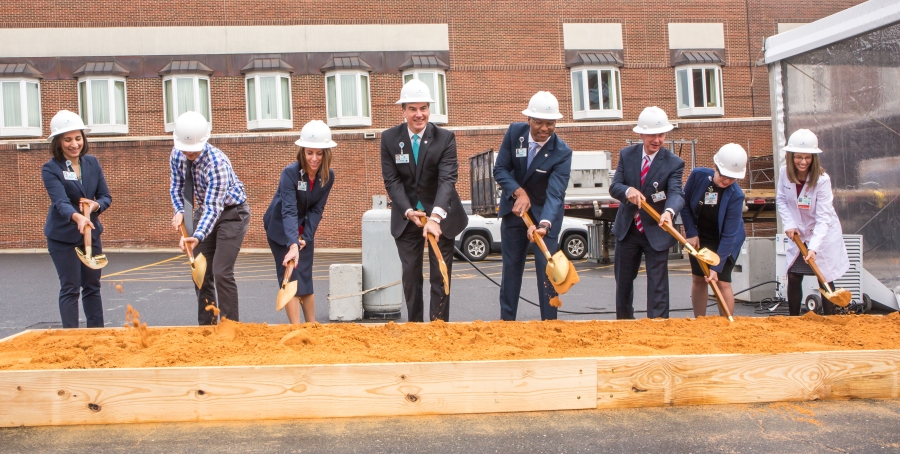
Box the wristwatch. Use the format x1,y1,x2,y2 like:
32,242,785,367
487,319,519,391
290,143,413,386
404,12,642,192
539,221,551,231
430,216,442,224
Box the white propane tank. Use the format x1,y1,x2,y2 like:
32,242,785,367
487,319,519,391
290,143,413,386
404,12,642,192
361,196,403,319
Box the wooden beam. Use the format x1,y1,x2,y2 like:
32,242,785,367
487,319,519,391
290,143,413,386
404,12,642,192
596,350,900,409
0,358,596,427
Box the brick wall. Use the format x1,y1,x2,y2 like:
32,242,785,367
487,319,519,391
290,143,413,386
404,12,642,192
0,0,865,249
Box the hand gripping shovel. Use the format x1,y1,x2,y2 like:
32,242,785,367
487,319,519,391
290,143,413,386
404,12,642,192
178,221,207,289
75,200,108,270
522,212,580,306
638,200,733,321
420,216,450,295
276,260,298,311
790,235,852,307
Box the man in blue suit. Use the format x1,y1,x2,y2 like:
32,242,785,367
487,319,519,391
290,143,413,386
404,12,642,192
494,91,573,321
609,106,685,319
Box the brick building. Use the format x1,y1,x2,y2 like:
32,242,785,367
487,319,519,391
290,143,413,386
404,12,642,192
0,1,865,249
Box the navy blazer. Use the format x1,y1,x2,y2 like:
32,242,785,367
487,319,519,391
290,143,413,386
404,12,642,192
609,144,685,251
493,122,572,238
679,167,746,272
41,155,112,244
263,162,335,247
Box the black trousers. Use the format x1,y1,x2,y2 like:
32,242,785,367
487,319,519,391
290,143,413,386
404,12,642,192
787,272,838,316
615,223,670,319
47,237,104,328
498,212,558,321
394,220,454,322
193,203,250,325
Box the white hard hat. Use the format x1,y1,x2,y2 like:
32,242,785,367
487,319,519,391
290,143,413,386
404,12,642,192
521,91,563,120
783,129,822,154
632,106,675,134
295,120,337,148
173,111,211,152
395,79,435,104
713,143,748,179
47,110,90,141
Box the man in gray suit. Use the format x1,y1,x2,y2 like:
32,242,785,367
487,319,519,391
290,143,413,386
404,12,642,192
609,106,685,319
380,79,467,322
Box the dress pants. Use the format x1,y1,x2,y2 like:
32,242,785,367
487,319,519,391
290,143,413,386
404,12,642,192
614,222,670,319
193,203,251,325
47,237,104,328
498,212,559,321
394,220,454,322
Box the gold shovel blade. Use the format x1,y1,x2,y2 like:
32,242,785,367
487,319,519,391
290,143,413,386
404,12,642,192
546,251,580,294
693,248,721,267
276,281,298,311
75,248,109,270
190,252,207,289
825,288,853,307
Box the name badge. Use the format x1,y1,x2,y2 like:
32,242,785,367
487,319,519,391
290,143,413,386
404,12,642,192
63,171,78,181
298,181,308,191
651,191,667,203
704,192,718,205
515,147,528,158
798,196,811,210
395,154,409,164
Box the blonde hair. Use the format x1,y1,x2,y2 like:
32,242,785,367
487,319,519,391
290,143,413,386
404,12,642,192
297,147,333,186
785,152,823,188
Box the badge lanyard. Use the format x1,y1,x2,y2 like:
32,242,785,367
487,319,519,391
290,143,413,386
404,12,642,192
298,169,308,192
63,160,80,181
798,186,812,210
395,142,409,164
515,137,528,158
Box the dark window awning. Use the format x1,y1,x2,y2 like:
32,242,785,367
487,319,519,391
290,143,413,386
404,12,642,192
398,53,449,71
671,50,725,66
158,60,214,76
0,62,43,79
567,51,624,68
240,58,294,74
73,61,130,78
319,55,373,73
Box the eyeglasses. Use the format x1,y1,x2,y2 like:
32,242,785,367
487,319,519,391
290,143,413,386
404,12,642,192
792,155,813,163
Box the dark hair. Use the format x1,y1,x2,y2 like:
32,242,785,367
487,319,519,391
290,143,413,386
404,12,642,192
785,152,823,188
50,130,89,161
296,147,333,187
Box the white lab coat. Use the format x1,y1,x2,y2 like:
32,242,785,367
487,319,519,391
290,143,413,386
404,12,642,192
775,166,849,283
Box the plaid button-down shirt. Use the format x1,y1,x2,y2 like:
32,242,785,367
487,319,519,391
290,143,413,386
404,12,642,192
169,143,247,241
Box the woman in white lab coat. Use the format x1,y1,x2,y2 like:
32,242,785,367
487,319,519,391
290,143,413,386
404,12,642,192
775,129,849,316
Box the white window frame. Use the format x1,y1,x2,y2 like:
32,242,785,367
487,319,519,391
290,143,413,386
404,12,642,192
0,78,42,138
162,74,212,133
675,64,724,117
77,76,128,135
570,66,623,120
245,72,293,130
324,71,372,127
402,69,448,124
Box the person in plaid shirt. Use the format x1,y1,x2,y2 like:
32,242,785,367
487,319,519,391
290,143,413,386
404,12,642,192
169,111,250,325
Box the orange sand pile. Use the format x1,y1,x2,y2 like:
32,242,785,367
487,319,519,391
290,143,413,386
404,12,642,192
1,312,899,371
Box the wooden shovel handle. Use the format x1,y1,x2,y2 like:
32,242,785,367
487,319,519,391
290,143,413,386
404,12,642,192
419,216,446,263
639,200,693,251
790,234,834,292
178,221,196,262
697,259,733,320
80,200,92,249
282,260,296,287
521,213,553,260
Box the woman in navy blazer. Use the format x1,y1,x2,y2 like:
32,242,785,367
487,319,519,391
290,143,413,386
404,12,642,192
679,144,747,317
263,120,336,324
41,110,112,328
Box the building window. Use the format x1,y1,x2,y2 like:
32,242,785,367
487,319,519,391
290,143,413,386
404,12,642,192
402,70,448,124
162,75,211,132
245,73,292,130
324,71,371,127
77,78,127,135
675,65,723,117
0,79,41,138
570,67,623,120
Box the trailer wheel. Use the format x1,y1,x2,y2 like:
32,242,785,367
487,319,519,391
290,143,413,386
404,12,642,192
562,233,587,260
462,234,489,262
863,293,873,313
804,294,823,315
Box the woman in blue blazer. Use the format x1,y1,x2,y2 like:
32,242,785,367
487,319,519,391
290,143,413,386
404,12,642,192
263,120,336,324
680,144,747,317
41,110,112,328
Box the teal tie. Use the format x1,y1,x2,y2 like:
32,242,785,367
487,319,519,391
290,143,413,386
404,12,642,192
413,134,424,211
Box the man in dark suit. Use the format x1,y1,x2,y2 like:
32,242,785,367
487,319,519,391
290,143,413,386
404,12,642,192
380,79,467,322
609,106,685,319
494,91,572,321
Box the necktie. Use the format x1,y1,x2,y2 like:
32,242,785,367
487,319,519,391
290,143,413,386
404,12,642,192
527,141,540,168
183,159,194,208
412,134,424,211
635,155,650,233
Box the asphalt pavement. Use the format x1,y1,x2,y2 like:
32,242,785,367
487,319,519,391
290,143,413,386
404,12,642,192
0,250,767,339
